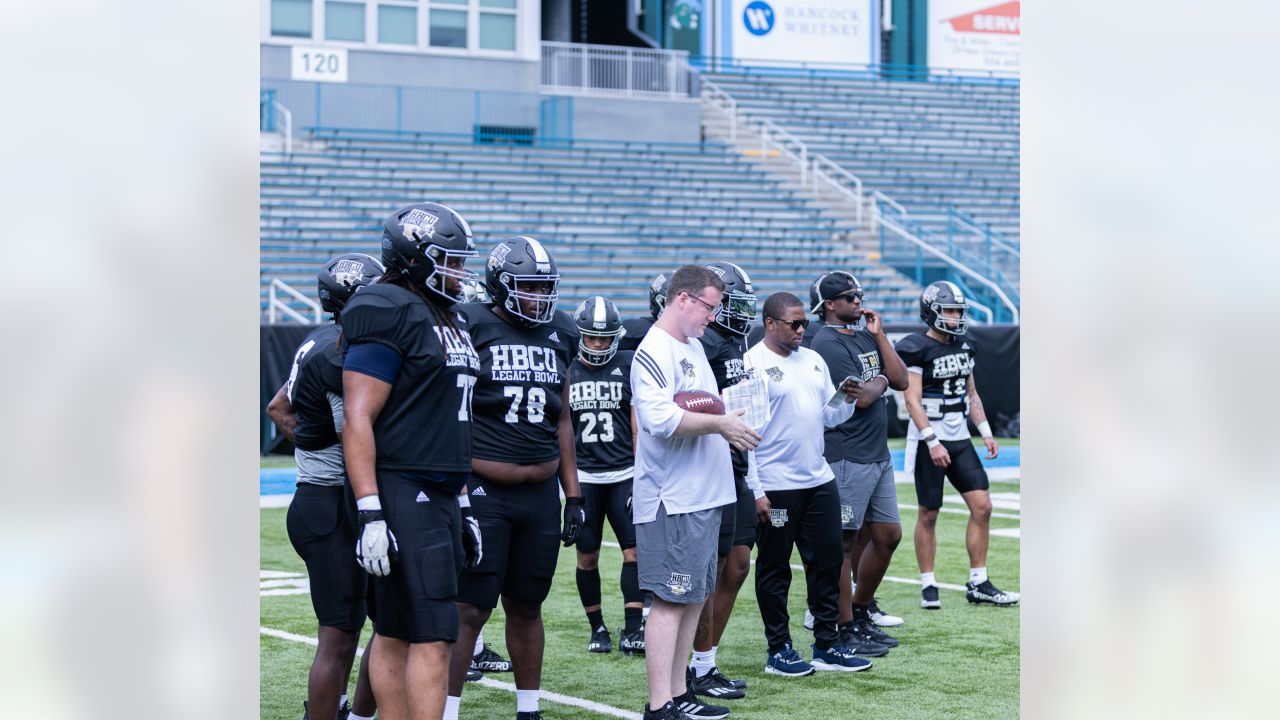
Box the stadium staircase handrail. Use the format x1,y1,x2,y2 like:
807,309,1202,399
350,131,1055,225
267,278,321,324
541,41,693,99
690,56,1020,85
273,101,293,157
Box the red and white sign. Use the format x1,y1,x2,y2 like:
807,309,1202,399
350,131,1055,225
928,0,1020,75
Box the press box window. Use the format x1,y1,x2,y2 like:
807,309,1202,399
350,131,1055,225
325,1,365,42
378,4,417,45
430,8,467,48
271,0,312,38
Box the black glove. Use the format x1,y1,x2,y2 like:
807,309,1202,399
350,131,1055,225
561,495,586,547
460,502,483,570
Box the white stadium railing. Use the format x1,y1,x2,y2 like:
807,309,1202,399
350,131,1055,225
267,278,322,324
541,41,693,99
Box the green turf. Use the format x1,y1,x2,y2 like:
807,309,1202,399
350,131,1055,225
261,475,1019,719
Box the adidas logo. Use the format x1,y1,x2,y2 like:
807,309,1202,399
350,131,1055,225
415,491,429,503
610,367,623,376
814,365,822,373
548,331,560,343
471,486,487,497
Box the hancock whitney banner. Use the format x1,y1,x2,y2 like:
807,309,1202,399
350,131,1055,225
727,0,877,68
928,0,1021,74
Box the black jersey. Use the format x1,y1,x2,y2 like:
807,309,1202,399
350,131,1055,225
895,332,976,432
699,325,751,479
810,325,891,464
619,317,654,353
341,284,481,473
286,323,344,451
458,303,579,464
568,351,634,473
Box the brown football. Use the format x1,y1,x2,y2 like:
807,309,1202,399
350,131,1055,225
673,389,725,415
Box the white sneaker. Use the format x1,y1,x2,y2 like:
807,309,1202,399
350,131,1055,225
803,608,814,630
868,598,904,627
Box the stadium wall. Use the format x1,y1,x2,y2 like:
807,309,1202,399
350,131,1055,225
261,44,539,92
567,95,702,143
260,323,1020,453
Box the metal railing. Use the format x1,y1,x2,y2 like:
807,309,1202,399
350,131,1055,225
541,41,693,99
267,278,322,324
691,56,1021,85
273,101,293,156
811,154,863,224
878,216,1019,323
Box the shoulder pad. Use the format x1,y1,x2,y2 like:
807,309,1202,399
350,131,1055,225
340,285,414,350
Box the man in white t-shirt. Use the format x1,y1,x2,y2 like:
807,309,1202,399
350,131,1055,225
743,293,872,677
631,264,762,720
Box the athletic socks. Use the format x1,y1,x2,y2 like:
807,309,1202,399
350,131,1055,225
621,560,641,602
690,647,717,677
921,571,937,588
624,606,643,633
587,608,605,632
474,631,485,656
348,714,374,720
337,694,347,709
852,603,871,622
516,689,540,713
444,696,461,720
577,567,602,612
970,567,988,584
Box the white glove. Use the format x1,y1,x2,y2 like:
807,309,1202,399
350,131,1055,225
355,510,398,577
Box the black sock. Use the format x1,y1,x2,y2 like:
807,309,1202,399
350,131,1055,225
852,603,870,622
624,606,642,633
587,608,605,631
838,621,855,634
620,560,641,601
576,567,602,627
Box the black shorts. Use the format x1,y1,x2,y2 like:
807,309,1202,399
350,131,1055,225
457,475,561,609
578,478,636,552
287,483,367,632
913,439,990,511
717,481,758,558
372,473,465,643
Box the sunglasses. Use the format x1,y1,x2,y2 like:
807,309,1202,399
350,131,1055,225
770,318,810,332
833,291,864,303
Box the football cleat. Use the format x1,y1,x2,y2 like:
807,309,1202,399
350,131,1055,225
966,580,1020,606
838,624,891,658
588,626,613,653
765,644,816,677
921,585,942,609
868,598,904,627
673,690,731,719
472,643,512,672
689,666,746,700
620,626,646,656
465,668,482,682
810,643,873,673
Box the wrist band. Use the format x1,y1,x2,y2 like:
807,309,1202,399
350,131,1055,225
925,436,941,449
356,495,381,511
457,494,471,509
977,421,993,439
920,426,936,441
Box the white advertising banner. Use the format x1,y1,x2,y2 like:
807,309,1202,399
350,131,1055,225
928,0,1021,75
728,0,875,68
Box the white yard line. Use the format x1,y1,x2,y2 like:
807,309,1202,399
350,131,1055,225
259,626,643,719
898,504,1021,522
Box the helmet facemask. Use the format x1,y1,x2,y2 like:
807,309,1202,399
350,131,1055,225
578,328,623,366
414,244,478,305
498,272,560,326
713,289,758,335
930,302,969,336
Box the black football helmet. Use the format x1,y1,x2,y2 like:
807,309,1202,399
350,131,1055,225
485,235,560,326
920,280,969,336
317,253,384,314
574,296,626,366
381,202,478,304
704,261,757,336
648,272,670,320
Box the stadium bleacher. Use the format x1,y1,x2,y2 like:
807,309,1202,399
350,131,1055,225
261,129,925,321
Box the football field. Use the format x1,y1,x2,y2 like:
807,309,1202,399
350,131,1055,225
260,441,1019,719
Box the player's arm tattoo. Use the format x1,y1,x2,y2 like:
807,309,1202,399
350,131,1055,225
966,373,988,426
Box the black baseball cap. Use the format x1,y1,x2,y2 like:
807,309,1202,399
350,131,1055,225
809,271,863,315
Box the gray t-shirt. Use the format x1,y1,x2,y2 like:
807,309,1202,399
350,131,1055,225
810,326,891,464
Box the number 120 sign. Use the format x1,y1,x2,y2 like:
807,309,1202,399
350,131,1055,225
291,46,348,83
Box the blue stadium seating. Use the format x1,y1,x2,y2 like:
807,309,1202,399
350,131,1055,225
261,129,926,322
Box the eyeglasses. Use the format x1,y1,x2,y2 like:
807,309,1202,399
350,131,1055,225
833,291,864,303
770,318,810,332
688,293,721,316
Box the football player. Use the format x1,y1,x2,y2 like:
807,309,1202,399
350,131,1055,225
809,271,911,655
340,202,485,720
267,253,382,720
619,271,669,353
567,296,645,656
687,261,758,700
446,236,586,720
896,281,1018,609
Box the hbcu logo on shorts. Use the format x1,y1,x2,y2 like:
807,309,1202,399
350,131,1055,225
769,508,788,527
669,572,693,595
841,505,853,524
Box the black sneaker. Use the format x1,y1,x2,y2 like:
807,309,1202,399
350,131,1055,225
301,700,309,720
921,584,942,609
620,626,646,656
472,643,512,672
465,668,483,682
588,625,613,653
643,701,685,720
516,713,543,720
966,579,1020,605
335,699,351,720
839,624,891,658
854,618,899,648
690,665,746,700
673,690,731,719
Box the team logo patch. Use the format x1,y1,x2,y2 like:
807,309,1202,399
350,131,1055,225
679,359,696,378
669,572,693,595
814,365,822,373
331,258,366,286
471,486,486,497
769,508,788,527
401,209,438,240
706,264,726,279
415,491,430,503
610,367,623,376
840,505,853,524
766,367,784,382
488,242,512,271
858,351,882,377
548,331,561,343
651,274,666,292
